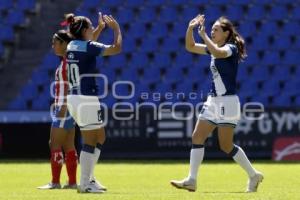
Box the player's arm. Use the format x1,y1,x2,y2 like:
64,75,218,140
92,12,105,41
186,15,208,55
102,15,122,56
198,15,231,58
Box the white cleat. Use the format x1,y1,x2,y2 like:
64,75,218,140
77,182,105,194
246,172,264,192
90,179,107,191
37,183,61,189
170,178,196,192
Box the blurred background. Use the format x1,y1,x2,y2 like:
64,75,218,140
0,0,299,161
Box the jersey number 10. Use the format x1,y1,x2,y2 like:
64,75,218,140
68,63,80,88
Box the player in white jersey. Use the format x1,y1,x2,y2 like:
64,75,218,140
170,15,263,193
38,13,106,190
64,13,122,193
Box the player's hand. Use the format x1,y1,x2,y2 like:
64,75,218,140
197,15,206,37
98,12,105,29
103,15,120,30
188,14,201,28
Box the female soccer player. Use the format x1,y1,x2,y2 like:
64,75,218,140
64,13,122,193
38,13,106,190
170,15,263,193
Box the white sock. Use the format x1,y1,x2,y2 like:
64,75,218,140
80,150,95,187
188,146,205,180
232,146,256,177
90,148,101,180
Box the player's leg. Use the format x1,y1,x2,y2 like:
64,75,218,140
89,127,107,191
62,127,78,189
218,125,263,192
37,126,67,189
170,119,216,192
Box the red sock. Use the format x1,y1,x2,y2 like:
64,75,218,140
51,149,63,184
65,150,78,185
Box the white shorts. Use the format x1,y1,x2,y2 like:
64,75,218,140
67,95,103,131
199,95,241,127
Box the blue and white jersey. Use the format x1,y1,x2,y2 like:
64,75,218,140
66,40,106,96
207,43,238,96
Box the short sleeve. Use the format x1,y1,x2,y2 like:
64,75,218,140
224,44,238,57
87,41,106,56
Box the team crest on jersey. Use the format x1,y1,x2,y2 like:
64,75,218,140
68,53,74,59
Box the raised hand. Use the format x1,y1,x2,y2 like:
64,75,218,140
189,14,201,28
197,15,206,37
103,15,120,30
98,12,105,29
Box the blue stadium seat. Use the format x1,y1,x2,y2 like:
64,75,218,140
239,22,257,38
138,7,156,23
237,64,250,82
149,23,168,38
145,0,165,7
291,6,300,20
31,95,50,110
169,0,186,6
205,6,222,23
251,66,270,82
281,51,298,65
8,97,28,110
6,9,26,26
100,94,116,108
0,25,14,42
261,79,280,97
31,69,50,86
125,0,144,8
80,0,100,10
272,95,291,107
259,22,279,37
181,7,199,22
107,54,127,70
281,22,300,37
127,23,146,39
152,53,171,68
238,80,259,97
155,82,172,95
164,67,184,84
121,67,140,82
101,0,123,7
175,81,194,95
261,51,280,66
100,67,116,82
130,53,149,69
246,5,266,21
245,51,259,66
226,5,244,21
140,37,159,53
251,95,269,106
249,35,270,51
20,82,39,101
269,5,288,21
231,0,252,5
122,37,136,53
116,8,134,24
283,79,300,96
272,36,291,51
272,65,291,82
174,52,194,68
160,37,180,53
159,7,177,23
171,23,186,38
142,67,161,84
15,0,36,11
0,0,13,11
189,0,210,6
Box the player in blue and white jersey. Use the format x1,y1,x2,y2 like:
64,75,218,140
64,13,122,193
171,15,263,193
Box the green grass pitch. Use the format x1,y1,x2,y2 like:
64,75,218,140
0,160,299,200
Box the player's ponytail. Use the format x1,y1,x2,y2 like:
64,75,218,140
63,13,90,40
217,16,247,62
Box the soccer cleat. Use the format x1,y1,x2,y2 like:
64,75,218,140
90,179,107,191
170,178,197,192
77,182,105,193
62,183,77,189
246,172,264,192
37,183,61,189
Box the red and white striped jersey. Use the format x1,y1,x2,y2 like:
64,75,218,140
54,57,69,106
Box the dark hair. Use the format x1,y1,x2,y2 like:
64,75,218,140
53,29,72,44
217,16,247,62
64,13,90,40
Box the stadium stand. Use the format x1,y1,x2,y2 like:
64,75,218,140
2,0,300,110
